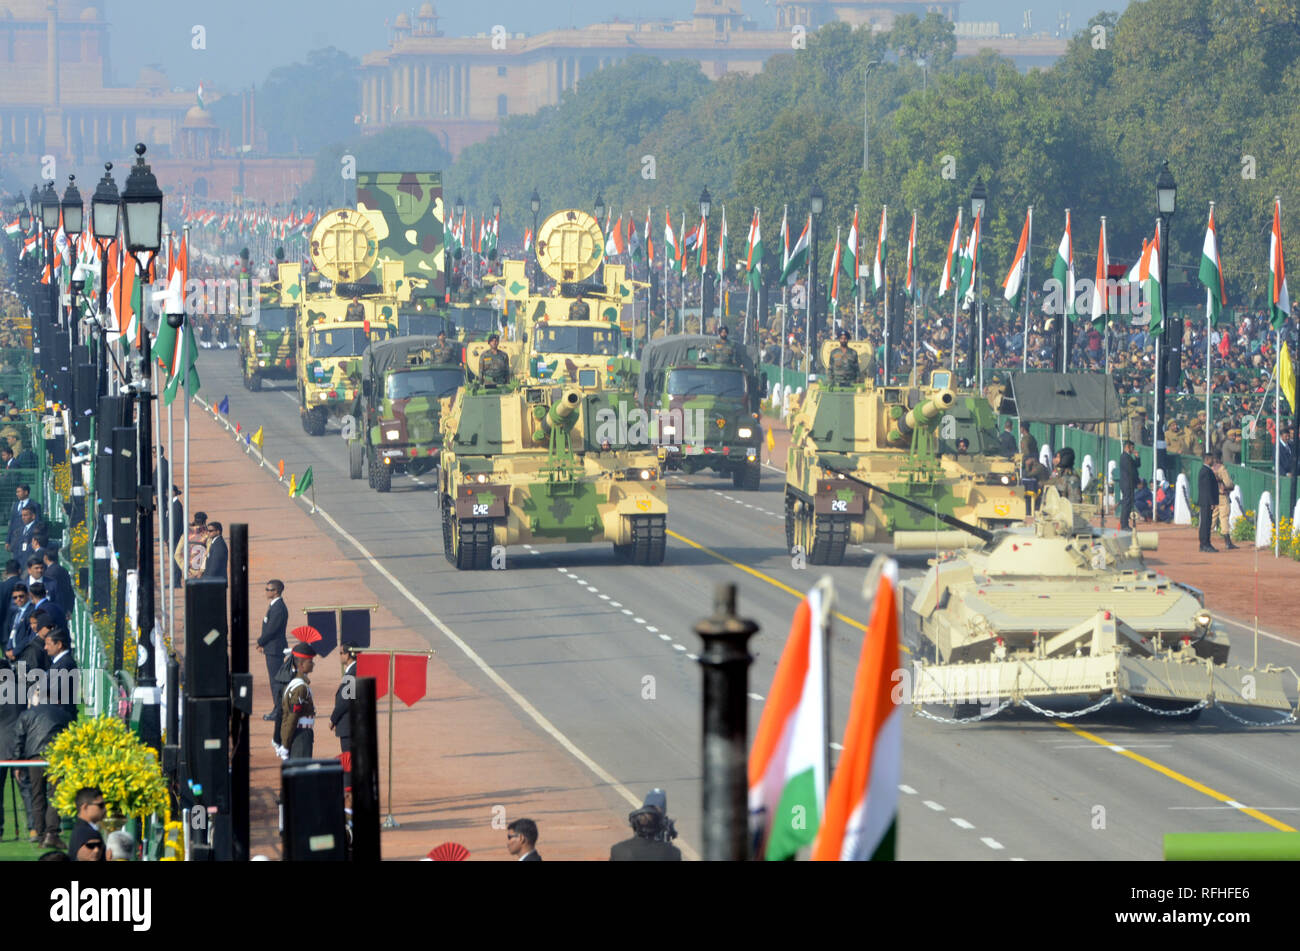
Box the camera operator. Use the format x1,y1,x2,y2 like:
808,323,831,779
610,789,682,861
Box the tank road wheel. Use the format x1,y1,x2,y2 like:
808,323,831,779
304,406,327,437
247,372,262,393
628,514,666,565
785,492,797,551
808,513,849,566
733,462,761,491
452,517,493,571
348,442,363,480
372,457,392,493
440,497,455,562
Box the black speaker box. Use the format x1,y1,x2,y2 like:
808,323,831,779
184,578,229,698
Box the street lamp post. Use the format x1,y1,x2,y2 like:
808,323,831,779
808,186,824,376
61,176,83,356
92,163,119,397
1155,161,1177,478
121,143,165,752
39,181,60,355
452,196,465,296
699,187,711,334
969,178,987,391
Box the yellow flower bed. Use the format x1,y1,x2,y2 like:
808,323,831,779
45,715,168,820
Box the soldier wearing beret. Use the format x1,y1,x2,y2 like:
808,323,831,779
478,333,510,386
826,329,860,387
709,325,737,366
279,642,317,760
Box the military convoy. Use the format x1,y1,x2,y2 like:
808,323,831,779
637,334,765,489
240,277,296,391
348,334,464,492
898,487,1296,719
784,365,1023,563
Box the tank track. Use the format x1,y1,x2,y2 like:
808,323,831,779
627,514,666,565
809,512,848,566
448,515,492,570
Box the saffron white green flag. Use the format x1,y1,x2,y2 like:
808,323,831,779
872,205,887,294
1003,207,1031,309
1052,211,1075,319
780,215,810,284
1091,218,1108,325
1270,198,1289,330
1198,207,1226,327
716,206,728,279
938,210,961,297
1144,224,1163,334
843,206,859,282
748,581,829,860
745,208,763,292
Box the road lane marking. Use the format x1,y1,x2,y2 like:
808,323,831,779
951,818,974,830
923,800,945,812
981,837,1004,850
1053,721,1297,833
899,784,917,795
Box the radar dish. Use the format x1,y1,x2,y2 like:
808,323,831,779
309,209,379,284
535,209,604,284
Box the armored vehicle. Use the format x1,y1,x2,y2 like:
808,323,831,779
898,488,1296,718
348,335,465,492
240,276,296,391
784,368,1023,564
438,379,668,569
637,334,765,489
293,210,403,436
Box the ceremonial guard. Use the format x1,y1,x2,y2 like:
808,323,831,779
279,642,318,760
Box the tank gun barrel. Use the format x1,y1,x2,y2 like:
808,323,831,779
887,388,956,446
823,465,996,544
532,389,581,440
893,530,985,552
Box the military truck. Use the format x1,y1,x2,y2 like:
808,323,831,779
637,334,765,489
239,277,296,391
438,377,668,569
784,367,1024,564
292,209,403,436
348,335,465,492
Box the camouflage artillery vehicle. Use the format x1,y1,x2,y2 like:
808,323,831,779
784,365,1023,564
637,334,765,490
438,377,668,569
348,334,465,492
239,272,296,391
293,209,402,436
897,488,1297,719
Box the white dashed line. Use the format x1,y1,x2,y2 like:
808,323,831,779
747,692,765,701
598,593,610,600
899,785,917,795
1009,857,1026,861
951,818,974,830
981,837,1005,851
1225,800,1247,810
658,634,672,642
646,626,659,633
609,601,622,608
923,800,946,812
672,644,687,652
686,653,699,660
633,617,646,625
585,586,598,593
621,609,633,615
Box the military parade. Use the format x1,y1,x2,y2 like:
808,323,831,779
2,0,1300,932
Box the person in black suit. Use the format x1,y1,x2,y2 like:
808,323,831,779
7,484,40,541
42,551,73,615
201,522,228,579
26,629,78,849
609,790,681,861
0,560,20,638
1197,452,1220,553
330,645,357,755
506,818,541,861
1118,440,1140,529
5,584,32,659
28,582,65,633
44,628,79,725
67,787,108,861
257,579,289,719
169,488,185,586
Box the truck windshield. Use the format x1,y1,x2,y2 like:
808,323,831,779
256,308,292,332
533,325,621,355
453,307,499,336
311,328,375,358
665,368,747,398
386,368,464,400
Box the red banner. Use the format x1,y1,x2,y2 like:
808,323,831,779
356,652,389,700
392,654,428,708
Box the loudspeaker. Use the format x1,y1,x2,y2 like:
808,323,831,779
110,500,136,571
111,427,138,501
281,760,347,861
184,578,229,698
73,364,95,442
183,696,231,813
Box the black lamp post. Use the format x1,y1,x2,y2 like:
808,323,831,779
452,196,464,293
594,192,605,225
807,185,824,374
490,195,501,265
529,188,540,285
61,176,82,350
121,143,164,752
969,177,987,389
1155,160,1177,476
92,163,119,396
699,187,711,333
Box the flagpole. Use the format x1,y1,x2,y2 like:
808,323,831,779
1275,329,1281,558
679,210,685,335
951,209,960,372
1023,206,1032,374
1205,202,1215,454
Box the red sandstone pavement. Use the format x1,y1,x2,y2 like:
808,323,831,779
762,412,1298,642
182,404,627,860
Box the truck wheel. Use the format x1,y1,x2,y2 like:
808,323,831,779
304,406,327,437
372,457,392,493
247,373,262,393
733,462,761,491
348,442,363,480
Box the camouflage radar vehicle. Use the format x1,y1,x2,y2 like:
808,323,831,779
897,487,1297,719
784,364,1023,564
437,375,668,569
348,334,465,492
292,210,401,436
637,334,765,489
239,272,297,391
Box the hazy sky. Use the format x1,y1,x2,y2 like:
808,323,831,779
107,0,1130,92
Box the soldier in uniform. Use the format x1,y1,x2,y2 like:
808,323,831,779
568,298,591,321
345,299,366,322
826,330,860,387
279,641,317,760
1047,447,1083,504
478,333,510,386
1211,453,1238,549
430,330,458,366
1019,423,1038,473
709,325,737,365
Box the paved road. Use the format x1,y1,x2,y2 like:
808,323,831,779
198,354,1300,859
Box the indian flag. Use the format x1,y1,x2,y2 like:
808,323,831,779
959,212,981,308
663,210,677,268
1144,223,1163,334
716,205,728,279
745,208,762,292
606,214,625,257
644,207,654,267
523,228,532,252
748,582,828,860
829,228,843,315
872,205,887,294
938,210,961,297
779,205,790,276
904,211,917,298
1198,206,1226,326
780,214,810,284
843,206,859,283
697,213,708,272
812,560,902,861
1091,217,1108,325
3,218,19,237
1052,211,1075,319
1003,207,1031,309
1270,198,1289,330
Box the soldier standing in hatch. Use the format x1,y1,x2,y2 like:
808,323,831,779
568,298,591,320
430,330,458,365
710,325,737,365
478,333,510,385
826,329,859,387
346,299,365,322
1047,447,1083,504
